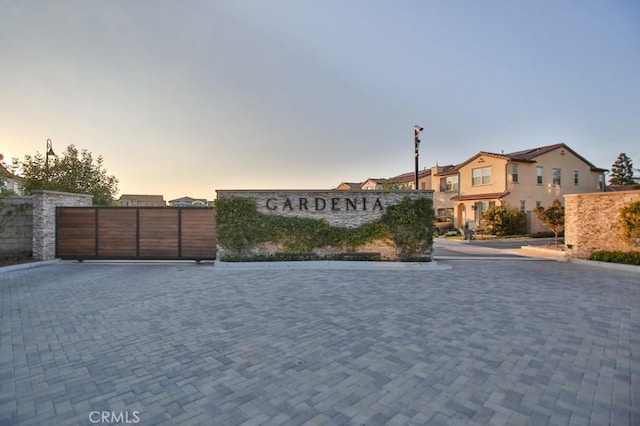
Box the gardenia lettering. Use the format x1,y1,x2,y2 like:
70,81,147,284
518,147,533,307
266,197,384,211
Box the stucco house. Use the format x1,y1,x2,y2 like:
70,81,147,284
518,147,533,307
335,182,363,190
118,194,166,207
448,143,607,230
168,196,208,207
0,156,22,195
359,169,432,190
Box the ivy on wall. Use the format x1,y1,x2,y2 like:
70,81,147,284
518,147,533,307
215,196,434,261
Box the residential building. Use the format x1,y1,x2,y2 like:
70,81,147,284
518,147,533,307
168,196,208,207
358,169,432,190
118,194,166,207
431,165,458,218
449,143,607,230
0,156,22,195
360,178,388,190
335,182,362,190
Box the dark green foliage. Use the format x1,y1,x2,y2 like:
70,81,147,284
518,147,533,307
588,250,640,265
214,196,434,261
380,197,434,260
481,205,526,236
619,201,640,247
20,145,118,205
610,153,635,185
221,252,382,262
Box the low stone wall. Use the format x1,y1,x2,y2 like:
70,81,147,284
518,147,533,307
216,189,434,260
564,190,640,258
217,190,433,227
32,190,93,260
0,196,33,256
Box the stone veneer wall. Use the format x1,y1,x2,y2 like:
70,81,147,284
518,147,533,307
215,189,434,260
32,190,93,260
0,196,34,255
564,190,640,259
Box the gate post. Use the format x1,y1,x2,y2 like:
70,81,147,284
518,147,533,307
32,190,93,260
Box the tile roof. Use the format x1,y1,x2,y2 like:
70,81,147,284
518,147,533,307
451,191,510,201
388,169,431,182
119,194,165,202
503,143,566,161
455,143,607,172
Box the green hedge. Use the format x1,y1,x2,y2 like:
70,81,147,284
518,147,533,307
588,250,640,265
215,196,434,261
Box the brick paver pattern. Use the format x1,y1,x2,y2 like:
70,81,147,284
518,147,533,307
0,260,638,425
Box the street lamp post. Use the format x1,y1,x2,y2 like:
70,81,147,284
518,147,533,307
45,139,56,179
414,125,423,190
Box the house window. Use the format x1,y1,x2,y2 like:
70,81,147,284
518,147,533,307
512,165,519,183
472,167,491,186
573,170,579,185
536,201,541,208
520,200,525,212
536,167,543,185
598,174,605,190
552,168,561,186
440,176,459,192
420,182,426,190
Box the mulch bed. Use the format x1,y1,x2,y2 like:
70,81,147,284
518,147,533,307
0,256,36,267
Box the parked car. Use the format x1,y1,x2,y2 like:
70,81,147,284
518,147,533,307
434,216,456,236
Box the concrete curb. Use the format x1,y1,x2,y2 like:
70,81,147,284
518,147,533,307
214,259,453,271
566,258,640,273
0,259,60,273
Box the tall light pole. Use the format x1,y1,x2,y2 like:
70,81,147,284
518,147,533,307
414,125,423,190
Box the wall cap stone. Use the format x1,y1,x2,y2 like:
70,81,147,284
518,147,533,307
31,189,93,199
216,189,435,194
564,190,640,198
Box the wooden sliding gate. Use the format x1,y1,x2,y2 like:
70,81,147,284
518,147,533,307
56,207,216,261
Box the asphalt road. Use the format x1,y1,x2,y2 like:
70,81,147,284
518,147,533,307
432,237,558,258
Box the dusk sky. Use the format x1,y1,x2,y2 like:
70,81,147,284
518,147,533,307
1,1,639,201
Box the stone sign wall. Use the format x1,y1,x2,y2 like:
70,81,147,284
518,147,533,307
216,189,433,227
564,190,640,258
215,189,434,260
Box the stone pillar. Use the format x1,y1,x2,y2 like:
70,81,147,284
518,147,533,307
32,190,93,260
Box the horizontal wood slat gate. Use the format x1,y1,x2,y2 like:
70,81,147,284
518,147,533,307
56,207,216,261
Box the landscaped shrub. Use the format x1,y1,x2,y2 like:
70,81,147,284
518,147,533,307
481,205,525,236
588,250,640,265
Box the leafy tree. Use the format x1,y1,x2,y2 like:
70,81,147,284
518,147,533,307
618,201,640,247
534,199,565,248
481,204,525,236
20,145,118,205
0,155,19,234
610,153,635,185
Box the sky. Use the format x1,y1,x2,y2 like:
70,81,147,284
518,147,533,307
1,0,639,201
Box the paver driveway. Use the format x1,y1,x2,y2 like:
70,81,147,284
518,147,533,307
0,259,638,425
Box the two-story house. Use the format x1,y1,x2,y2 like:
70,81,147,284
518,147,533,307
118,194,166,207
0,156,22,195
449,143,607,230
358,169,433,190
